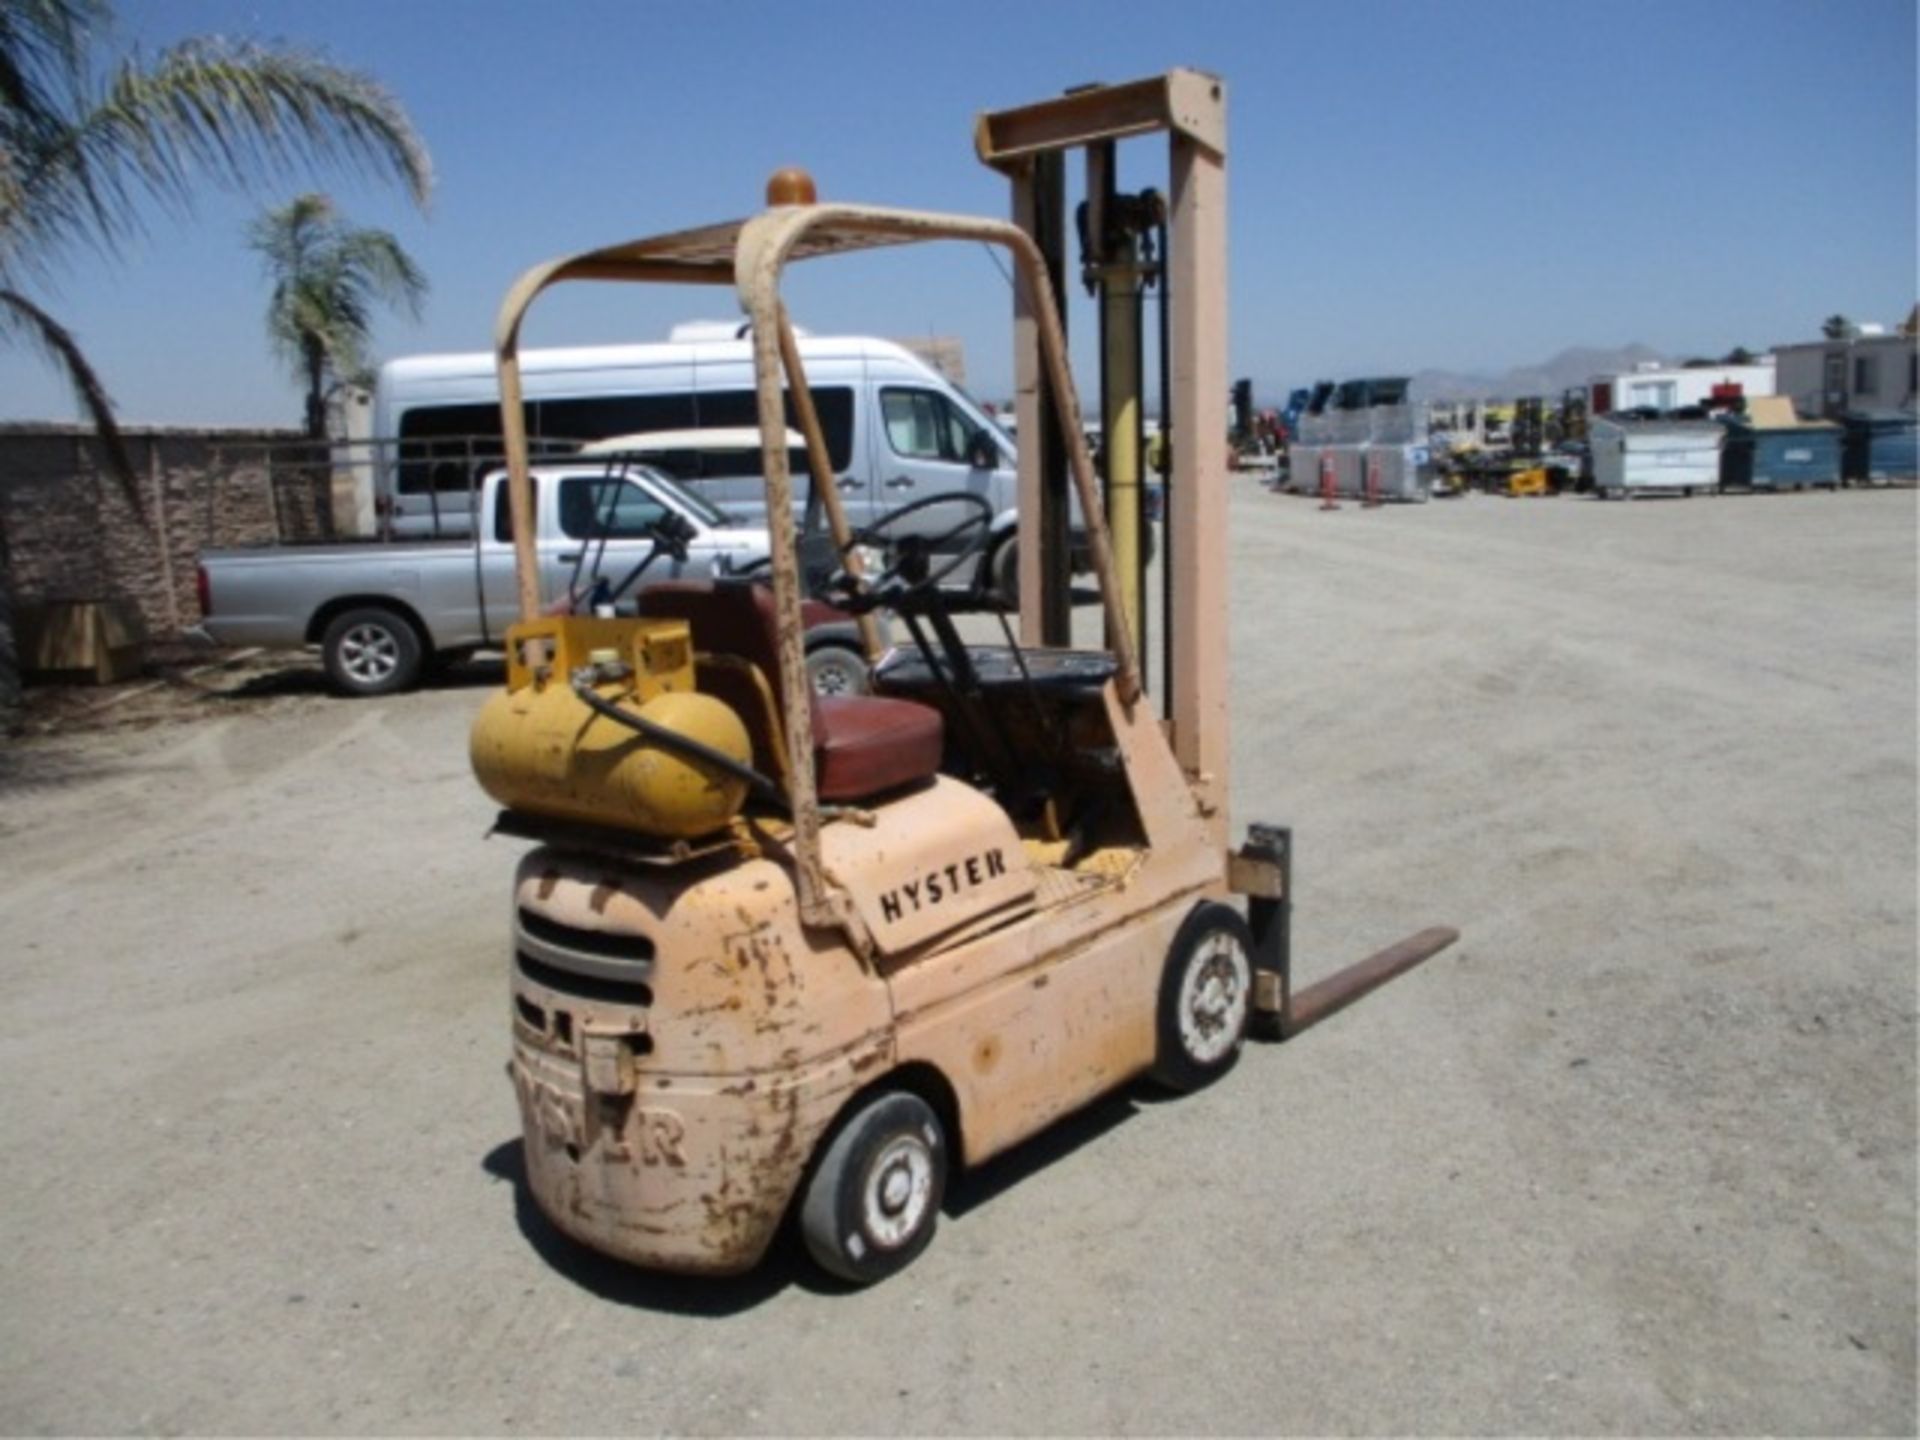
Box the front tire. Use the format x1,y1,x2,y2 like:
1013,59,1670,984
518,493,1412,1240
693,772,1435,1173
320,606,423,697
1150,902,1255,1092
800,1091,947,1285
987,535,1018,611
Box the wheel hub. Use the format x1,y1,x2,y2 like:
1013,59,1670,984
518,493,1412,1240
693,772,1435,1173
863,1136,934,1247
342,626,398,681
1179,931,1250,1064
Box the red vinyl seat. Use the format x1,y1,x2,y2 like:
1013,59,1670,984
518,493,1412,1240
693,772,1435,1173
638,581,942,804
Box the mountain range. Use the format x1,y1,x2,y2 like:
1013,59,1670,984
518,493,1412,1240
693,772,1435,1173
1261,344,1671,405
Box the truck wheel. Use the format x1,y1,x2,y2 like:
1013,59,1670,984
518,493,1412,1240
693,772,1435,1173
987,535,1018,611
806,642,869,697
1150,902,1254,1093
320,606,423,697
800,1091,947,1285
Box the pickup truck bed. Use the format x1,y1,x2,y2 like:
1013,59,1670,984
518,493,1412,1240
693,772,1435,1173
195,463,787,695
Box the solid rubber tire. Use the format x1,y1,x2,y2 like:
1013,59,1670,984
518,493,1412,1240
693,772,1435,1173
1149,902,1255,1093
800,1090,947,1285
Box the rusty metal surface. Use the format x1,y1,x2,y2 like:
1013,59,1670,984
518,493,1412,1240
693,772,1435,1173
1226,850,1285,900
819,776,1037,956
885,682,1228,1164
974,69,1226,170
774,307,881,659
1282,925,1459,1038
508,846,893,1272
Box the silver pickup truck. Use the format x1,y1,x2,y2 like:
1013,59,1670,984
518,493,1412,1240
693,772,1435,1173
193,460,857,697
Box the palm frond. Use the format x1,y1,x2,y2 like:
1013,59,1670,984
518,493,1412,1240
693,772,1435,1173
7,37,431,279
333,227,426,318
0,0,103,134
245,189,425,431
0,284,143,516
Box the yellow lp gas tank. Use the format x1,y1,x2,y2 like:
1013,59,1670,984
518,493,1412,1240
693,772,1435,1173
470,616,752,839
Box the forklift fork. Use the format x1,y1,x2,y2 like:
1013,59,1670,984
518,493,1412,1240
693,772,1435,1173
1234,824,1458,1040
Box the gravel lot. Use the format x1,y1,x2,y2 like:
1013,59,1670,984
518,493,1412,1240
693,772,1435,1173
1,485,1913,1435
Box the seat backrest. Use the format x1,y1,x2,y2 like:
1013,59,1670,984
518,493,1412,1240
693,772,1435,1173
640,581,783,689
639,580,943,805
637,582,810,775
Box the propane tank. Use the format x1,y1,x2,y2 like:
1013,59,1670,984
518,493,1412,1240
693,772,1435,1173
471,681,753,839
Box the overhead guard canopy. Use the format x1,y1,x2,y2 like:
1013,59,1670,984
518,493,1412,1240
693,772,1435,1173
490,190,1144,936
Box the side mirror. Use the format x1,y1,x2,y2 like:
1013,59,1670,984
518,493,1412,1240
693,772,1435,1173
649,510,697,562
965,431,999,471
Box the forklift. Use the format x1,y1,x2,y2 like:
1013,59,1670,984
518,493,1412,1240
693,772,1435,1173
471,71,1455,1284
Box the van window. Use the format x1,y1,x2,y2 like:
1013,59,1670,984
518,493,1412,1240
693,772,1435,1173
398,385,852,491
557,477,666,540
399,403,504,495
691,388,854,471
538,393,697,445
696,445,812,479
493,478,538,542
881,387,984,462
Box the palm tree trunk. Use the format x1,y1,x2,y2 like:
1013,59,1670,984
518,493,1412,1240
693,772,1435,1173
304,337,328,440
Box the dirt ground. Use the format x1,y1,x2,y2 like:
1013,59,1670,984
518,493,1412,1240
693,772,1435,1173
1,486,1913,1436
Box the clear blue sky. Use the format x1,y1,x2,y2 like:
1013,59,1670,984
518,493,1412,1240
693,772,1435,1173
3,0,1914,426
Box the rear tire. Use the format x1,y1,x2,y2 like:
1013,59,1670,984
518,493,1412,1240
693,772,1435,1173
800,1091,946,1285
320,606,423,697
805,642,869,697
1150,902,1255,1092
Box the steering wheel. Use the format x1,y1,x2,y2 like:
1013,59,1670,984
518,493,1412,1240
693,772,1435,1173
845,491,993,603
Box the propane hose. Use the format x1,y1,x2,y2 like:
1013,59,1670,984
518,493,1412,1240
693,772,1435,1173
569,677,789,814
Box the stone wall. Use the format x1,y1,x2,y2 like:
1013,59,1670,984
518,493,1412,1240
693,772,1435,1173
0,423,326,637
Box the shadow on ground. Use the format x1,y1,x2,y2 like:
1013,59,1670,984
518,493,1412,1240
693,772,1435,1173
0,741,132,799
481,1083,1145,1310
212,655,505,701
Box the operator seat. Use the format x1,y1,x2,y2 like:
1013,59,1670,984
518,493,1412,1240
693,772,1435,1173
637,580,943,804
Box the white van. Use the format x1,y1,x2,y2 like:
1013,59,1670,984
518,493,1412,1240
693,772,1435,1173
371,330,1039,599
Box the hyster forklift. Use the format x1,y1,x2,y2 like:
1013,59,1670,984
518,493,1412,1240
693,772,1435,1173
471,71,1455,1284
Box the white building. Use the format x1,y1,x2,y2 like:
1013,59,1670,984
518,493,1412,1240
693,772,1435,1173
1772,330,1918,419
1590,359,1775,415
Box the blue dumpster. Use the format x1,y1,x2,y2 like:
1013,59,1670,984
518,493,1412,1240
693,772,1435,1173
1841,411,1918,484
1720,411,1842,491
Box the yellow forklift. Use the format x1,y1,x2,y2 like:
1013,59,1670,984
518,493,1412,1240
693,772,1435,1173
471,71,1455,1283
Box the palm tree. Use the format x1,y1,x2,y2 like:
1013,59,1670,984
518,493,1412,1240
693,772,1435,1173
0,0,432,477
0,0,431,721
249,192,425,439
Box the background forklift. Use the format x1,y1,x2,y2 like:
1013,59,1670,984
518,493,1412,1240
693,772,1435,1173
470,70,1455,1285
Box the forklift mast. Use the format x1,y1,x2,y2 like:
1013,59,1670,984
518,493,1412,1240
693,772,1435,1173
975,70,1230,843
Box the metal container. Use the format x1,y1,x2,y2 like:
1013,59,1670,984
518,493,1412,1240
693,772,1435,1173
1286,443,1321,494
1589,416,1722,498
1358,442,1434,501
1841,411,1918,483
1363,378,1415,445
1330,445,1368,497
1719,414,1842,491
1330,381,1371,444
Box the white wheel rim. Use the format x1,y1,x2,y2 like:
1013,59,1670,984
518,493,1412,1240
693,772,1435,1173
341,625,399,683
810,654,859,696
1179,930,1250,1065
862,1134,935,1249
